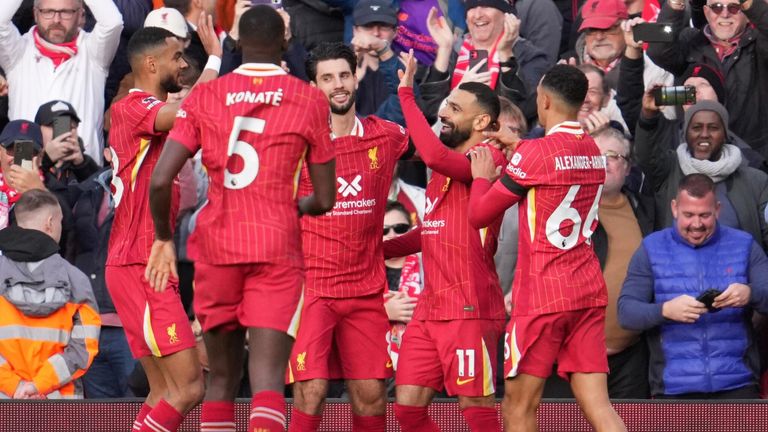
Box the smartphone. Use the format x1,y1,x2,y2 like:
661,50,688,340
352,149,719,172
52,115,72,139
633,22,674,43
13,139,35,170
696,289,723,313
653,85,696,106
469,49,489,72
252,0,282,8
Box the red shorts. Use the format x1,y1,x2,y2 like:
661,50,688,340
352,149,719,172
194,262,304,335
395,319,504,397
105,264,196,359
287,293,392,383
504,307,609,380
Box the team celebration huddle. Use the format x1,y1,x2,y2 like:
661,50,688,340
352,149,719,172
2,0,768,431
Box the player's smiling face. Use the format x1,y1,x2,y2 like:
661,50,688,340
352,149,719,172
157,37,188,94
313,58,358,115
438,89,480,148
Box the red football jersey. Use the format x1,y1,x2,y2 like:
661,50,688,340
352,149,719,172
168,63,335,266
299,116,409,298
498,121,608,315
107,90,179,266
415,142,507,321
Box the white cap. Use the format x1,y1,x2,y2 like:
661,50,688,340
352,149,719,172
144,7,189,39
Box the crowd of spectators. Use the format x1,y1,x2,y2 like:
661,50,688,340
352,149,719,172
0,0,767,403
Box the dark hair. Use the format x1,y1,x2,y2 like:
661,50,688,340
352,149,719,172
540,64,588,109
163,0,191,16
678,173,715,199
239,6,285,51
458,82,500,127
306,42,357,82
385,200,411,226
14,189,61,220
576,64,610,98
126,27,178,65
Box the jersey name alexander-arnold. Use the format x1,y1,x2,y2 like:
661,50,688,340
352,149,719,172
553,154,606,171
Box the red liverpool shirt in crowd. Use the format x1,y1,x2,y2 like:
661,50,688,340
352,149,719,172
384,87,507,321
469,122,609,316
299,115,409,298
108,90,179,266
168,63,335,267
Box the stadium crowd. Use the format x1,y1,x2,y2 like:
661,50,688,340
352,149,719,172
1,0,768,431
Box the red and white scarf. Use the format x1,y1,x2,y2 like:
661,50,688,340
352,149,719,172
450,34,502,90
34,27,79,68
387,253,423,369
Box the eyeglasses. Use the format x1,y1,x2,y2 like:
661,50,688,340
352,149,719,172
602,150,628,163
383,223,410,236
36,8,81,20
705,3,742,15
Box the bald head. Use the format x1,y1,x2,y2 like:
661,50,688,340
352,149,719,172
239,6,286,59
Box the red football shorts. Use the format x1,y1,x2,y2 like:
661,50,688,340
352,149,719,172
194,262,304,335
287,293,392,383
505,307,609,380
395,319,504,397
105,264,196,359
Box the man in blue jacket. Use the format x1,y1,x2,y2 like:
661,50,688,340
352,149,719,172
619,173,768,398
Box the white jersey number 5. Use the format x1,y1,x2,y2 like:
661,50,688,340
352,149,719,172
225,116,264,190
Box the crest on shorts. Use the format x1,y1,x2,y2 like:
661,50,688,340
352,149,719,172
297,352,307,371
167,323,180,344
368,146,380,170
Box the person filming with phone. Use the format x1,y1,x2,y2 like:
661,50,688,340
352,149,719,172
618,173,768,399
0,119,45,229
635,87,768,251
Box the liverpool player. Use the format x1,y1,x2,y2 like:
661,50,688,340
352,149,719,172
468,64,626,432
287,42,411,432
107,23,221,432
146,7,337,432
385,51,507,432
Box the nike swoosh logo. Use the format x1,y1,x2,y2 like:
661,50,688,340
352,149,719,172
456,377,475,386
386,360,393,368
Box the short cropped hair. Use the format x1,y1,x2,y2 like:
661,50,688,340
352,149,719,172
458,82,500,127
239,6,285,51
14,189,61,222
541,65,589,109
126,27,177,65
678,173,715,199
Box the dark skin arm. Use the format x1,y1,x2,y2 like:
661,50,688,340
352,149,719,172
146,139,192,292
298,159,337,215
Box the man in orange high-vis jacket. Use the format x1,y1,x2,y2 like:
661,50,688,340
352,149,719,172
0,189,100,399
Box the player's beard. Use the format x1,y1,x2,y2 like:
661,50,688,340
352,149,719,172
160,73,183,94
439,121,471,149
329,91,356,115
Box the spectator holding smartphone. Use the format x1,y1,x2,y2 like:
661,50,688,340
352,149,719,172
0,119,44,228
619,173,768,399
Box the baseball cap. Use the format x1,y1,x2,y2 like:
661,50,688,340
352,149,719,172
144,7,189,39
579,0,628,32
0,120,44,151
353,0,398,26
34,100,81,126
463,0,515,14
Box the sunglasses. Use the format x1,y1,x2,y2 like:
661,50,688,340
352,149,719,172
705,3,742,15
383,223,410,236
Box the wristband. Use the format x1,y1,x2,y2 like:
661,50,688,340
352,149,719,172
204,55,221,73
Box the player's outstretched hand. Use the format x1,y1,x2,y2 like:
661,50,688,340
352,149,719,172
398,49,417,89
384,291,418,323
470,146,502,181
145,240,178,293
483,126,521,154
198,12,223,58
